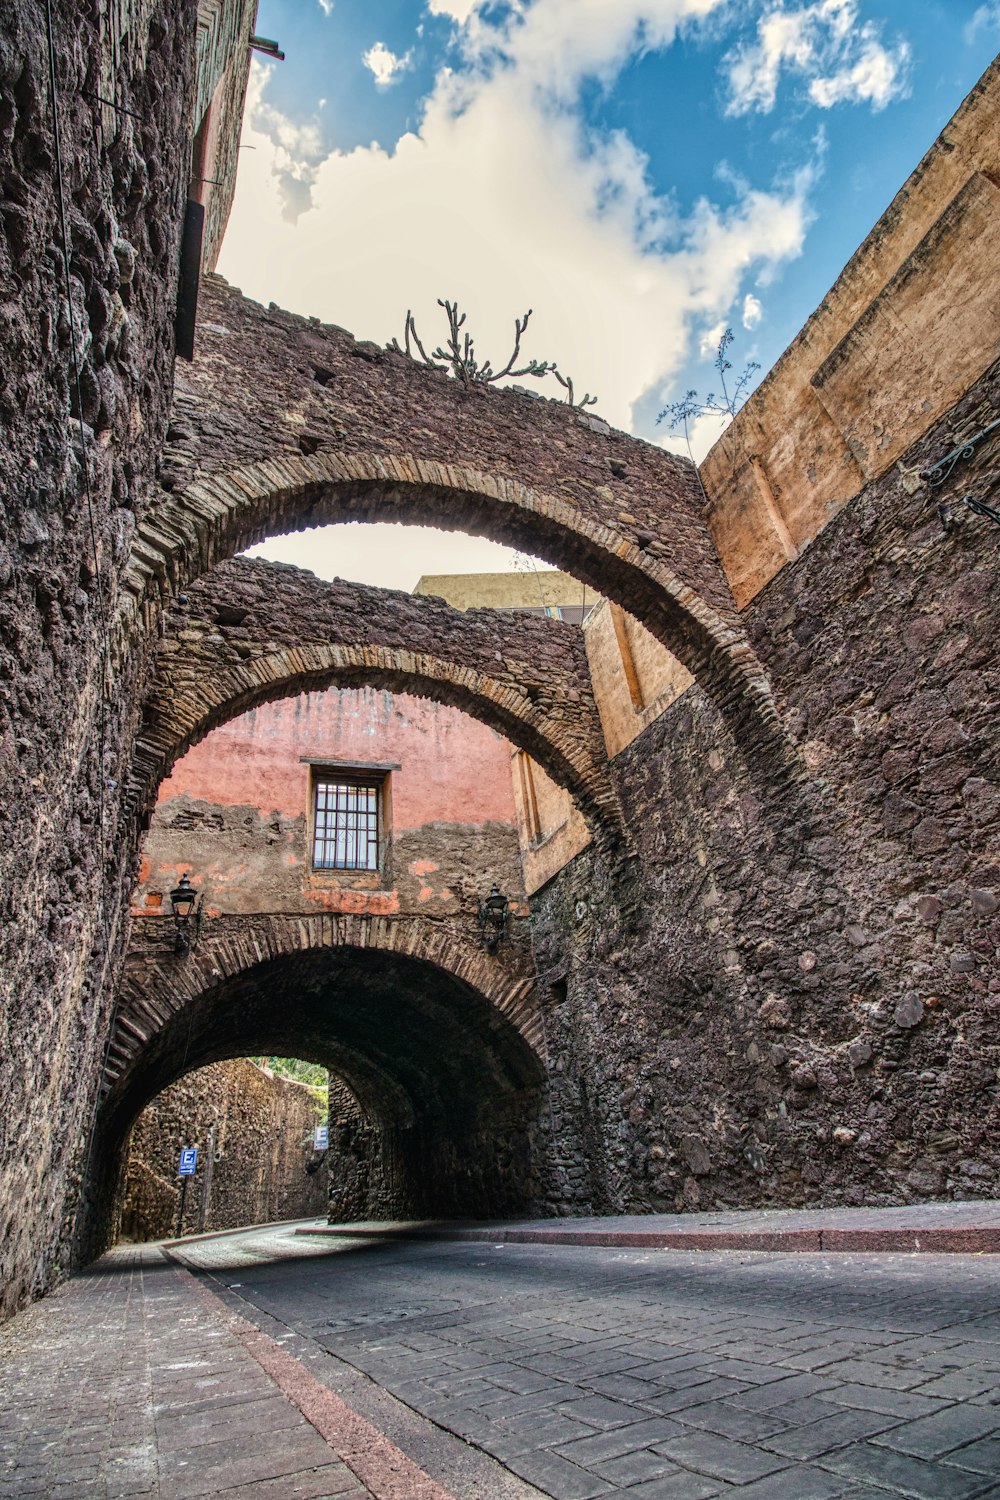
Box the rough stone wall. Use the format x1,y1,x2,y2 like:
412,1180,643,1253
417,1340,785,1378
120,1056,325,1241
531,363,1000,1214
0,0,198,1320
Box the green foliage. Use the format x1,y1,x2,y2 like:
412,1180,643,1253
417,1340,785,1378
251,1055,328,1119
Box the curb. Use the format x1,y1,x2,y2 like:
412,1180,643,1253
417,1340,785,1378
295,1223,1000,1255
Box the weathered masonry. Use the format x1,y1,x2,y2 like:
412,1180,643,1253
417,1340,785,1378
1,0,998,1321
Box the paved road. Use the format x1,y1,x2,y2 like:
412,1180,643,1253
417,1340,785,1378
173,1225,1000,1499
4,1224,1000,1498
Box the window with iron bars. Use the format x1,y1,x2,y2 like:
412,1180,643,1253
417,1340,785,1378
312,774,383,872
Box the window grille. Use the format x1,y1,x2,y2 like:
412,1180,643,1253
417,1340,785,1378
312,778,380,871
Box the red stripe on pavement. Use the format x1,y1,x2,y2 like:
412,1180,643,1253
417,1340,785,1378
178,1267,456,1500
297,1223,1000,1254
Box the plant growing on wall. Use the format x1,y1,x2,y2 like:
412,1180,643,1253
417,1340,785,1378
390,299,598,410
657,326,759,473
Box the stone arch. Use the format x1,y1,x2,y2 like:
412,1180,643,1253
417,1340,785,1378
126,453,801,788
103,911,543,1108
124,558,619,835
88,911,552,1246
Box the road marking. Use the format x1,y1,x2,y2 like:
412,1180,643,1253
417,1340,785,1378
175,1265,456,1500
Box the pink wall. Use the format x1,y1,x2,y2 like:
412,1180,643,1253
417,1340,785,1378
136,686,522,918
160,687,516,829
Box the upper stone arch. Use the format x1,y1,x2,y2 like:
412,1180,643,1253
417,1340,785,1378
124,278,800,785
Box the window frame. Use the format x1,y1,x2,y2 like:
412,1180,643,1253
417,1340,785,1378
307,765,392,878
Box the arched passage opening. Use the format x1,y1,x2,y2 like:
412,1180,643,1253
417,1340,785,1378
83,914,557,1256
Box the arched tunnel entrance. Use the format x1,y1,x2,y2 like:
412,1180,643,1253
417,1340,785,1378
90,934,554,1255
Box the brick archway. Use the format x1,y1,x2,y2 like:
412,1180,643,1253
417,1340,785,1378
127,451,797,784
124,557,618,835
124,276,802,788
103,911,543,1114
89,911,551,1245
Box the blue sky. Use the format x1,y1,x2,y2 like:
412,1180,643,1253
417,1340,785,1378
223,0,1000,588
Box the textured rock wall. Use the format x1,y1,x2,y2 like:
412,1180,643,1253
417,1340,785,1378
120,1057,326,1241
0,0,197,1319
532,363,1000,1214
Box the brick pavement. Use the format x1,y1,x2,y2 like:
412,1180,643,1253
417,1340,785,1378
0,1241,474,1500
172,1223,1000,1499
4,1222,1000,1498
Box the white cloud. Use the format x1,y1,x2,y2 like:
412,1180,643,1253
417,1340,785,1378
317,0,334,15
742,292,762,328
964,2,1000,44
362,41,414,89
221,2,814,455
243,70,329,222
426,0,483,21
725,0,910,116
699,319,728,358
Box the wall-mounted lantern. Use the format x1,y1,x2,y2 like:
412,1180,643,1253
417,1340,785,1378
169,873,204,956
477,883,510,955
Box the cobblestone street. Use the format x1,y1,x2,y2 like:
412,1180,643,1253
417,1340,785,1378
3,1221,1000,1498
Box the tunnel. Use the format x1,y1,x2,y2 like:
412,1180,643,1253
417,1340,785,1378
87,939,551,1255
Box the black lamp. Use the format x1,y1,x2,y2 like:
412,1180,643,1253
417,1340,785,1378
169,873,204,956
477,883,510,954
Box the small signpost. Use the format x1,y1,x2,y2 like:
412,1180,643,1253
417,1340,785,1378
176,1146,198,1238
313,1125,329,1151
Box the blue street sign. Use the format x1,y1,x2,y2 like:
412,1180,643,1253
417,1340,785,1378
178,1146,198,1176
313,1125,329,1151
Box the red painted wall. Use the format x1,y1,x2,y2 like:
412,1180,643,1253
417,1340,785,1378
135,686,522,919
160,687,517,828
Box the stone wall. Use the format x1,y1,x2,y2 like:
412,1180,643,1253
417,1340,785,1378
0,0,257,1320
0,0,197,1320
120,1056,326,1241
531,361,1000,1215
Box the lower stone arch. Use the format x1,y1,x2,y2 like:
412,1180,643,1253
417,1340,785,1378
125,455,803,791
84,911,552,1255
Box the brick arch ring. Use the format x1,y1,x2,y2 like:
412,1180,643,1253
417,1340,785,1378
124,454,803,789
126,641,619,838
101,911,545,1121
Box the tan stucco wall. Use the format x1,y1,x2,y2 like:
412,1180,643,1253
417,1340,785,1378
414,569,597,613
511,750,591,896
701,56,1000,608
583,599,693,760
